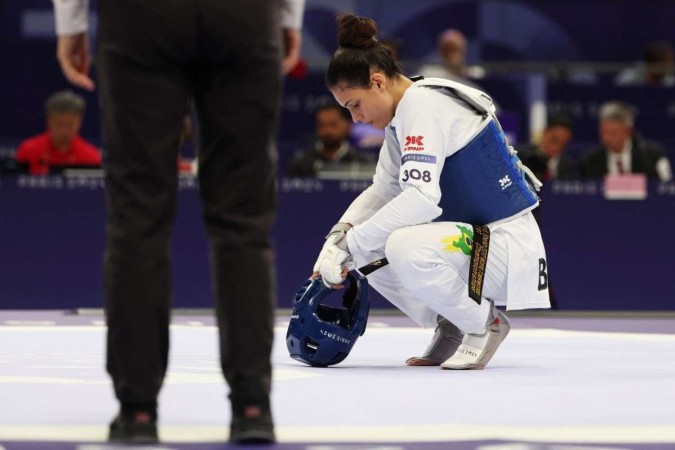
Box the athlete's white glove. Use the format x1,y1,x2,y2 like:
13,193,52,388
313,223,355,287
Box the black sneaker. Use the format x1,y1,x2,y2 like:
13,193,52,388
230,403,275,444
108,410,159,444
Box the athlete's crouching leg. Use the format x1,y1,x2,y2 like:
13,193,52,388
385,227,465,365
384,225,485,324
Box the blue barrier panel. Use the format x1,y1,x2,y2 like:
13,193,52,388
1,174,674,310
539,180,675,310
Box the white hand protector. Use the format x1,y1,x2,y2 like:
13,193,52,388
313,223,355,287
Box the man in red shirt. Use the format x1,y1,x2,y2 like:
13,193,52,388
16,90,101,175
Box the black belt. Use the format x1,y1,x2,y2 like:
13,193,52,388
468,224,490,304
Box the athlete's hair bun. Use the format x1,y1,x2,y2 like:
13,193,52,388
337,13,378,49
327,13,402,88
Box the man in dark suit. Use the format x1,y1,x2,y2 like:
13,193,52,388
517,115,575,311
518,115,576,181
579,101,672,181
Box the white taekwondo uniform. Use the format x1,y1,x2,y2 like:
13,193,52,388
338,78,551,333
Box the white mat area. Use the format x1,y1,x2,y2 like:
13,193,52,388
2,319,675,444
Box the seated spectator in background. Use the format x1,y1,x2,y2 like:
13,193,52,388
519,115,574,310
616,41,675,87
287,104,373,177
418,29,500,111
16,91,101,175
418,29,486,90
518,115,576,181
178,113,197,174
579,101,672,181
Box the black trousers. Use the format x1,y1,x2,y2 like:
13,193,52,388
97,0,282,408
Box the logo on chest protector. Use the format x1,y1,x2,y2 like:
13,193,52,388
499,175,512,190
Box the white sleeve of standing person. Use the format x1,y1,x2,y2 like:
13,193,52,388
281,0,305,29
345,86,484,256
53,0,304,35
53,0,89,36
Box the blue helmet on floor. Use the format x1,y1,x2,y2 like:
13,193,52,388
286,272,370,367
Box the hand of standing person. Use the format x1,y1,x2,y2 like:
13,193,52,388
282,28,302,75
56,32,95,91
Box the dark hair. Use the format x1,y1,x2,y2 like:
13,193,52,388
316,103,352,122
546,114,573,132
326,14,403,89
45,90,86,116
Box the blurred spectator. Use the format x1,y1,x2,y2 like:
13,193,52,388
417,28,500,112
579,101,672,181
288,103,373,177
178,114,197,174
418,29,486,90
520,115,575,311
518,115,576,181
616,41,675,87
15,91,101,175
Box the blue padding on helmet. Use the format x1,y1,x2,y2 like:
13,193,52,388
286,272,370,367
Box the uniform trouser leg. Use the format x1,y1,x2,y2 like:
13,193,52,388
97,1,192,406
192,24,281,401
378,222,509,333
350,252,439,328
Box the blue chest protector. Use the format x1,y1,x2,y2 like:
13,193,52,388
436,119,539,225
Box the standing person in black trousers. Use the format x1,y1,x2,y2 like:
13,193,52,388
52,0,304,444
